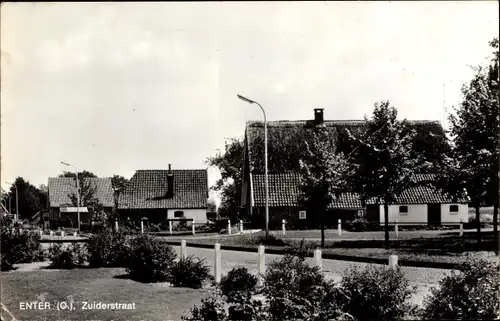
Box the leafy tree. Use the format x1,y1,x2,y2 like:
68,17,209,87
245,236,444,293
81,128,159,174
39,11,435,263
59,170,97,179
63,173,104,217
439,38,499,248
5,178,47,220
299,126,351,247
205,138,244,221
111,175,128,192
346,102,421,249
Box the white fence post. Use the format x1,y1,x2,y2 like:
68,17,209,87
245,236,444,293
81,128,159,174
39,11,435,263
141,220,144,234
395,219,399,237
214,243,221,284
314,248,322,271
258,245,265,287
389,255,398,269
169,220,173,235
115,220,119,232
282,219,286,236
459,218,464,236
181,240,187,259
192,219,196,235
228,220,231,235
240,220,243,234
338,219,342,236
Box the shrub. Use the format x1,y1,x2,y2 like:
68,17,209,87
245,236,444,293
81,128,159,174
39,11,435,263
263,254,330,320
284,238,312,260
254,234,287,246
181,295,227,321
219,267,258,302
1,253,15,271
339,265,417,321
422,258,500,320
169,255,211,289
126,234,176,282
48,243,88,269
87,228,129,268
228,299,267,321
0,227,45,265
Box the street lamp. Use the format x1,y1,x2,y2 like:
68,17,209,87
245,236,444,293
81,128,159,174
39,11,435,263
4,181,19,221
237,94,269,239
61,161,80,231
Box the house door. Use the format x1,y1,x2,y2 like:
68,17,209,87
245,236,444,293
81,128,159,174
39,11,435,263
427,204,441,225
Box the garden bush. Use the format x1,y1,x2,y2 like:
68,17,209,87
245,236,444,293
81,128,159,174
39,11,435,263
421,258,500,320
263,254,331,320
339,265,417,321
126,234,176,282
252,234,287,246
219,267,258,302
169,255,211,289
1,227,45,266
284,238,312,260
1,253,15,271
48,243,88,269
87,228,129,268
181,295,227,321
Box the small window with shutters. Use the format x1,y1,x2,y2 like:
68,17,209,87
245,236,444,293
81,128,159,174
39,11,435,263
449,205,459,213
399,206,408,214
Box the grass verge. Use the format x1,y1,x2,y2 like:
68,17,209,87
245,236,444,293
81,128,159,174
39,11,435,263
1,267,211,321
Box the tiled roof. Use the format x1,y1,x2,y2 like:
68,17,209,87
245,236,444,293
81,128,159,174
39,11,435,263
118,169,208,209
252,173,363,209
365,174,469,204
245,119,445,174
252,173,468,207
48,177,114,208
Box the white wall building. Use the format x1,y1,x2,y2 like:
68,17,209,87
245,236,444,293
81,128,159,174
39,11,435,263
368,174,469,225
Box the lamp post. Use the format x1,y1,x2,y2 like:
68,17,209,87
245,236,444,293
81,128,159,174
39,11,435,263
61,161,80,231
237,94,269,239
5,181,19,221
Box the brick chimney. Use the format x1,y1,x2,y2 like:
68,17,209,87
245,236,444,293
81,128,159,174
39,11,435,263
314,108,324,126
166,164,174,198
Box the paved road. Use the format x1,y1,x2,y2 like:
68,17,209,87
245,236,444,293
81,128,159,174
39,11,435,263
171,245,455,306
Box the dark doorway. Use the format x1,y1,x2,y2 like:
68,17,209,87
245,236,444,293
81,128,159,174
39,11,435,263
427,204,441,225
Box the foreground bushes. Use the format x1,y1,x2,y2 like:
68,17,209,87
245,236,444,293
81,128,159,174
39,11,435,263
422,258,499,320
87,229,129,268
1,227,45,270
168,255,211,289
48,243,88,269
339,265,418,320
219,267,258,302
126,234,176,282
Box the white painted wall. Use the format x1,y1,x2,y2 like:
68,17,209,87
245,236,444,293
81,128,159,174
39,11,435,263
379,203,467,225
167,208,207,223
441,204,468,223
379,204,427,224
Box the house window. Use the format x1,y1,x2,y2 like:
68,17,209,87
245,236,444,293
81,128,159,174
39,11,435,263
174,211,184,218
449,205,459,213
399,206,408,214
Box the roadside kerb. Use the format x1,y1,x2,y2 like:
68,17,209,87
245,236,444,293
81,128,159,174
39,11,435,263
161,240,461,270
39,237,461,270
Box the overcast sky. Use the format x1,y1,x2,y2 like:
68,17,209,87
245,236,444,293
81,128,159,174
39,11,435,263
1,1,498,194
